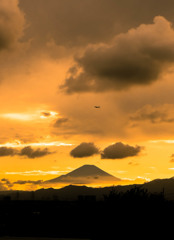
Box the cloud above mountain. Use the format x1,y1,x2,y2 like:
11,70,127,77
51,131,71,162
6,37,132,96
61,16,174,93
0,146,53,159
19,146,53,159
13,180,43,185
0,147,16,157
69,141,143,160
70,142,99,158
101,142,142,159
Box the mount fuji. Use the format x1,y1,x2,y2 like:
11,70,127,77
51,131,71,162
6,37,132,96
45,164,121,185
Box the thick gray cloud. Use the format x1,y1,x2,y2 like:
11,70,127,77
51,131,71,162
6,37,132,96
130,105,174,124
70,142,99,158
0,146,53,159
18,0,134,47
101,142,142,159
19,146,53,159
61,17,174,93
0,147,16,157
0,0,25,50
19,0,174,48
13,180,43,185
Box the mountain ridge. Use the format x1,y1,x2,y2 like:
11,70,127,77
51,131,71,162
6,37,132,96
2,177,174,201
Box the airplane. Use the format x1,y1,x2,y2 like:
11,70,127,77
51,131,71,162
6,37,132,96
94,106,100,108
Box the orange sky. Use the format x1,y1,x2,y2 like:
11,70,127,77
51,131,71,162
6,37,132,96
1,0,174,190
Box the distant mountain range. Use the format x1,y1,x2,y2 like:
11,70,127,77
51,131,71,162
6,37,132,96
1,164,174,201
1,176,174,201
28,177,174,201
45,164,121,185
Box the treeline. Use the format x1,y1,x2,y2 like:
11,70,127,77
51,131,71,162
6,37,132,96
0,186,173,239
104,186,166,203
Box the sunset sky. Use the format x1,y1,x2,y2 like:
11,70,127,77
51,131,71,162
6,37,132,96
1,0,174,190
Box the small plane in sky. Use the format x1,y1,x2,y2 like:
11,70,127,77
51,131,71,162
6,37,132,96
94,106,100,108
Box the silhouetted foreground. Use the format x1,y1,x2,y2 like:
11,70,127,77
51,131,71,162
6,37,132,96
0,186,174,239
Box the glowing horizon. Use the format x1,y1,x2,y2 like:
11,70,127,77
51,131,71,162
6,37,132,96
1,0,174,191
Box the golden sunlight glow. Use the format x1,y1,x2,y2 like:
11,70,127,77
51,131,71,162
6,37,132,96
150,140,174,144
1,113,35,121
2,1,174,192
0,110,59,121
0,140,73,148
5,170,68,176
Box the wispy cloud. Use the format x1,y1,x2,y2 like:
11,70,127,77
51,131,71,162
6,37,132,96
4,170,68,176
0,140,72,148
1,113,35,121
13,180,43,185
150,140,174,144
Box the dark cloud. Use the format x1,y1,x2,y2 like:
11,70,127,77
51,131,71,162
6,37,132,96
1,178,13,188
0,146,54,159
20,0,174,48
0,147,16,157
19,146,53,159
130,105,174,124
70,142,99,158
101,142,142,159
53,118,69,127
19,0,131,47
0,0,25,50
13,180,43,185
61,17,174,93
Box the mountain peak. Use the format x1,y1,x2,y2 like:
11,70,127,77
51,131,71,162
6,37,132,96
46,164,121,184
82,164,96,167
66,164,116,177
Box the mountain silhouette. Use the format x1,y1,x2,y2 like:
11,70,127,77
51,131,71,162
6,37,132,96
45,164,121,184
2,176,174,201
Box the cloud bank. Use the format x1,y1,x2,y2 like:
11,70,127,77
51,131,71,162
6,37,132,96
19,0,174,48
0,146,53,158
0,0,25,51
70,141,142,159
13,180,43,185
61,17,174,93
19,146,53,159
0,147,16,157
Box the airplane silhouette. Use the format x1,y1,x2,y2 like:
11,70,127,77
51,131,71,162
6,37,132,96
94,106,100,108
